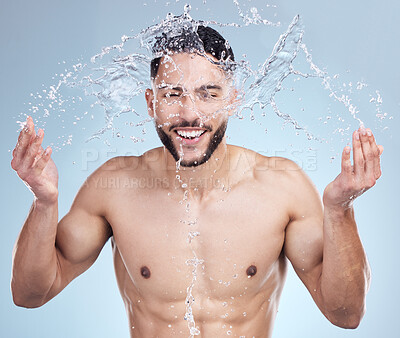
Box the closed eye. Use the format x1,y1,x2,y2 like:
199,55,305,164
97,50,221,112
164,92,182,98
197,90,219,100
197,84,222,100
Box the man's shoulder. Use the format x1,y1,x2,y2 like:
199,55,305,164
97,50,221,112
79,149,165,199
94,147,164,177
95,155,142,177
254,154,306,187
239,148,320,206
228,145,302,175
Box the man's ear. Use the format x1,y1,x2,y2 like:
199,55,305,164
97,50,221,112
145,88,155,118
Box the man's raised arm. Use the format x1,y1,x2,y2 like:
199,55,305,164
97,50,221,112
284,126,383,328
10,116,112,308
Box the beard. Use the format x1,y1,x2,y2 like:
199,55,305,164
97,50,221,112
156,118,228,167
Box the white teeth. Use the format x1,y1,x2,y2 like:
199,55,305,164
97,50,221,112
176,130,205,139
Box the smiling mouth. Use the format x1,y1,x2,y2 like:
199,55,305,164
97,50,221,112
175,129,206,139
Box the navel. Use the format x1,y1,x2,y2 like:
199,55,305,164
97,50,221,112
246,265,257,278
140,266,151,279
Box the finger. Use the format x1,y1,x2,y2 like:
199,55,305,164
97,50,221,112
13,116,33,164
33,146,52,175
26,116,37,143
20,128,44,172
378,145,384,155
32,145,45,167
359,127,374,180
352,130,364,177
341,146,352,175
15,117,38,157
367,129,382,179
28,117,38,148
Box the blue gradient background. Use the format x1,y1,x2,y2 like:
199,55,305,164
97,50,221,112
1,0,399,337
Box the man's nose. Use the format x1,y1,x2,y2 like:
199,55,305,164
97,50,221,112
178,92,202,120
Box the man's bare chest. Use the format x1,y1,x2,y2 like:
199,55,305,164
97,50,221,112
106,186,290,301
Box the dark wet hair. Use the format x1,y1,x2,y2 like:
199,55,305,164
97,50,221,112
150,25,235,80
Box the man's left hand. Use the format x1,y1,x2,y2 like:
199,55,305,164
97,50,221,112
323,127,383,209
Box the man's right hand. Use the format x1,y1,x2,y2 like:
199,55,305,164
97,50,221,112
11,116,59,204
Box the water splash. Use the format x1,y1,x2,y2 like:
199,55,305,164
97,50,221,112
232,0,280,27
235,15,316,138
187,231,201,243
22,4,389,153
184,256,204,336
18,3,391,151
81,53,150,141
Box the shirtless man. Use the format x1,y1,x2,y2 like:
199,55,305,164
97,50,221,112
11,25,383,337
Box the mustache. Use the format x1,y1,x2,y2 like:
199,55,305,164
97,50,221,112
168,119,213,132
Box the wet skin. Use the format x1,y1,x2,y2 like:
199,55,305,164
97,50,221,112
107,146,291,337
11,53,383,337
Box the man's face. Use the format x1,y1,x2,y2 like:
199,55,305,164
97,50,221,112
146,52,236,167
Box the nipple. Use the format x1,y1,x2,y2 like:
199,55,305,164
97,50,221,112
140,266,151,279
246,265,257,278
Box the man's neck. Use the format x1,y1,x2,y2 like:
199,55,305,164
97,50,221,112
162,141,233,200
